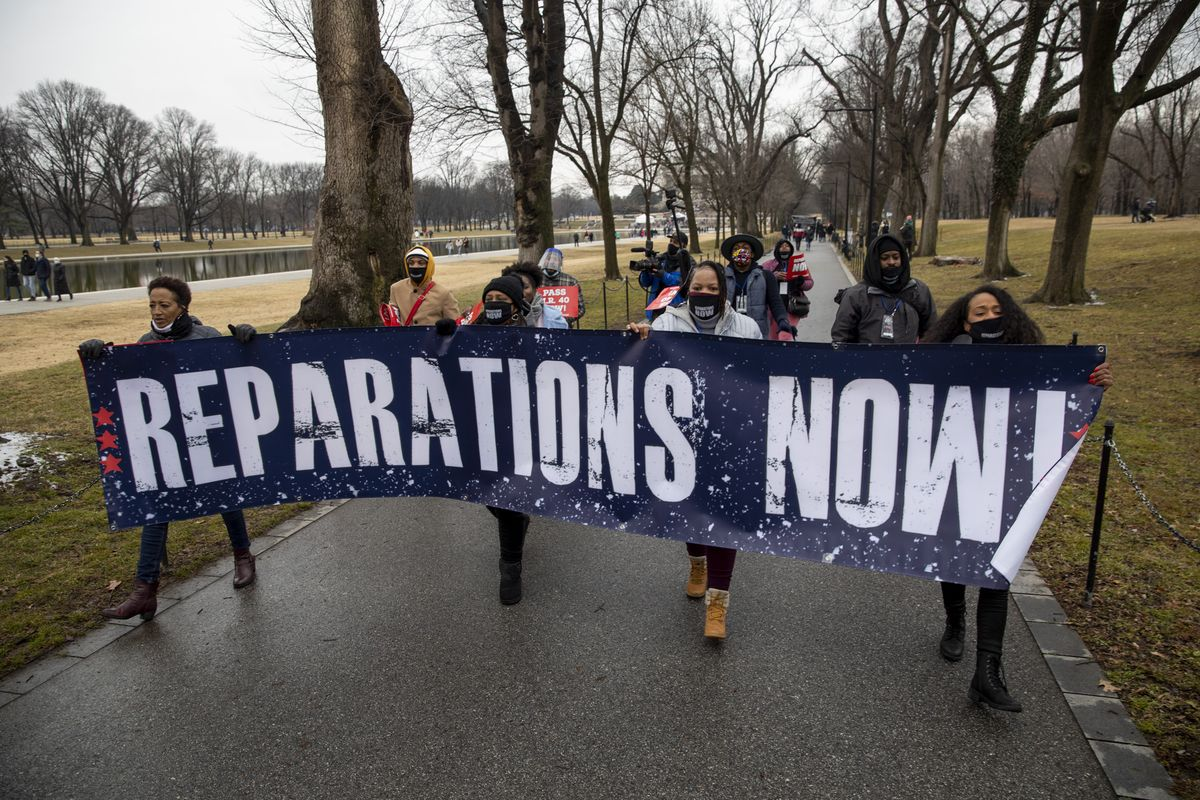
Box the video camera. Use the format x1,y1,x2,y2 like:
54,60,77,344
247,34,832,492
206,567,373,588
629,188,686,273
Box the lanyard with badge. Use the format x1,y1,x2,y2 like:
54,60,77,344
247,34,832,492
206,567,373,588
880,297,901,340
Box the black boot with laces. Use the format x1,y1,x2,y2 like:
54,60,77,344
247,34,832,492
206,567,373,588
969,651,1023,713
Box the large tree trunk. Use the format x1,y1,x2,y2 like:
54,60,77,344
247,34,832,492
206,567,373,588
917,11,955,258
980,128,1024,279
282,0,413,330
597,177,619,280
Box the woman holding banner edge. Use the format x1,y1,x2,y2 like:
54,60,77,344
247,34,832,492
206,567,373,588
922,285,1113,712
626,260,761,640
78,275,259,621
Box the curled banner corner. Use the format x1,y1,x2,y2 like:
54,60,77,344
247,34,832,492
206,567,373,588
990,436,1086,582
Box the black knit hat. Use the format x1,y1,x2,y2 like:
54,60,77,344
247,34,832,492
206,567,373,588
482,275,530,314
720,234,763,262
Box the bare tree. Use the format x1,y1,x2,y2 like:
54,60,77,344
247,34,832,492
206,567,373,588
282,0,414,329
94,103,156,244
153,108,220,241
557,0,671,279
700,0,818,235
471,0,567,262
17,81,106,245
0,109,49,244
1032,0,1200,304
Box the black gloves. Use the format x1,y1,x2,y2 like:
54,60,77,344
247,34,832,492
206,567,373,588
228,323,256,344
434,318,457,336
79,339,107,359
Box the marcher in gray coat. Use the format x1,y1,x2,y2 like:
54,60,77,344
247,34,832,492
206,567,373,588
830,233,935,344
720,234,795,340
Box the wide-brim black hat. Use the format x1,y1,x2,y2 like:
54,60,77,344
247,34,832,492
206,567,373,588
720,234,764,262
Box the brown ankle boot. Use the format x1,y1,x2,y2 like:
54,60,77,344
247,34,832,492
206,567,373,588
233,549,256,588
100,579,159,621
686,556,707,598
704,588,729,640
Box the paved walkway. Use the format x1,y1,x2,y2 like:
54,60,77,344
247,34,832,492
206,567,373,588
0,244,1164,798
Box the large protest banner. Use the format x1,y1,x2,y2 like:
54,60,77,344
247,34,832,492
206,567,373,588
81,327,1106,589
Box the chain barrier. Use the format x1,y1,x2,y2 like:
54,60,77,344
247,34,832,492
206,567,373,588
1085,433,1199,554
0,475,103,537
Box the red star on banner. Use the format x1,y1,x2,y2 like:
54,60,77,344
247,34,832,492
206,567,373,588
101,455,123,474
96,431,119,451
1070,424,1090,441
92,407,115,427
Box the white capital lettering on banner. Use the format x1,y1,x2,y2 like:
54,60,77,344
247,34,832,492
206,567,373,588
344,359,404,467
117,377,187,492
293,362,352,471
902,385,1010,542
459,357,504,471
835,378,899,527
764,376,833,517
508,359,533,476
175,370,236,485
536,361,581,485
225,366,280,477
644,367,696,502
1032,390,1067,483
410,357,462,467
586,364,636,494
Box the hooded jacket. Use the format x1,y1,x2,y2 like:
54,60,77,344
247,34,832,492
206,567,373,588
830,233,935,344
388,244,460,326
762,240,814,297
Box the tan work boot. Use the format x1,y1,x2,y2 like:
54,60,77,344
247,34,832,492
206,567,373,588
686,556,707,598
704,588,729,639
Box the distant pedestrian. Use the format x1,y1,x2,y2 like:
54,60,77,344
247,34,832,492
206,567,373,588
207,237,214,250
1130,197,1140,223
446,239,454,255
19,249,36,299
52,258,73,301
573,232,580,247
4,256,24,301
34,251,52,301
900,215,916,256
153,238,162,253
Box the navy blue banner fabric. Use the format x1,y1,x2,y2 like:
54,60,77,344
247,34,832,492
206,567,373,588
82,327,1106,588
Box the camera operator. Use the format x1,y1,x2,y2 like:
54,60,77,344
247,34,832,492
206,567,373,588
637,231,693,320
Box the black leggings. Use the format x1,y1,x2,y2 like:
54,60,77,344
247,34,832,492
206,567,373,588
487,506,529,563
941,583,1008,655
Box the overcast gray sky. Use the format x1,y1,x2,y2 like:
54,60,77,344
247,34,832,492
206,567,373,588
0,0,322,163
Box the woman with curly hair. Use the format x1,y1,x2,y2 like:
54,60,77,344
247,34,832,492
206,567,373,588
923,284,1112,712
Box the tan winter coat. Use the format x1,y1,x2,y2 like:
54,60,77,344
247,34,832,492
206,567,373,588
387,245,460,325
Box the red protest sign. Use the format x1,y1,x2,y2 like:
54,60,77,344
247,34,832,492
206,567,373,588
785,254,811,282
539,285,579,318
645,286,680,311
458,301,483,325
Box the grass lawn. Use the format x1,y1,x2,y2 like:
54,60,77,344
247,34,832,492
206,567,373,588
906,216,1199,799
0,222,1195,795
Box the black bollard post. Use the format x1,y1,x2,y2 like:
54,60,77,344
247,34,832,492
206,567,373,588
1084,420,1115,606
625,278,631,325
1071,331,1078,345
602,281,609,330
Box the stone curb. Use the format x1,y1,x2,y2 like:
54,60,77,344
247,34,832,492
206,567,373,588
0,501,347,701
1011,559,1176,799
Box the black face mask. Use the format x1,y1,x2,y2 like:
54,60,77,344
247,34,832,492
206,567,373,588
483,301,514,325
880,266,903,286
968,316,1005,343
668,243,679,255
688,293,721,321
408,267,427,283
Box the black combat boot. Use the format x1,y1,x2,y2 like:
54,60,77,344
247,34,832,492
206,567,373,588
969,651,1023,713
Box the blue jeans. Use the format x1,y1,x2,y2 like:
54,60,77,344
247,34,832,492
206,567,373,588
136,511,250,583
36,277,50,299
